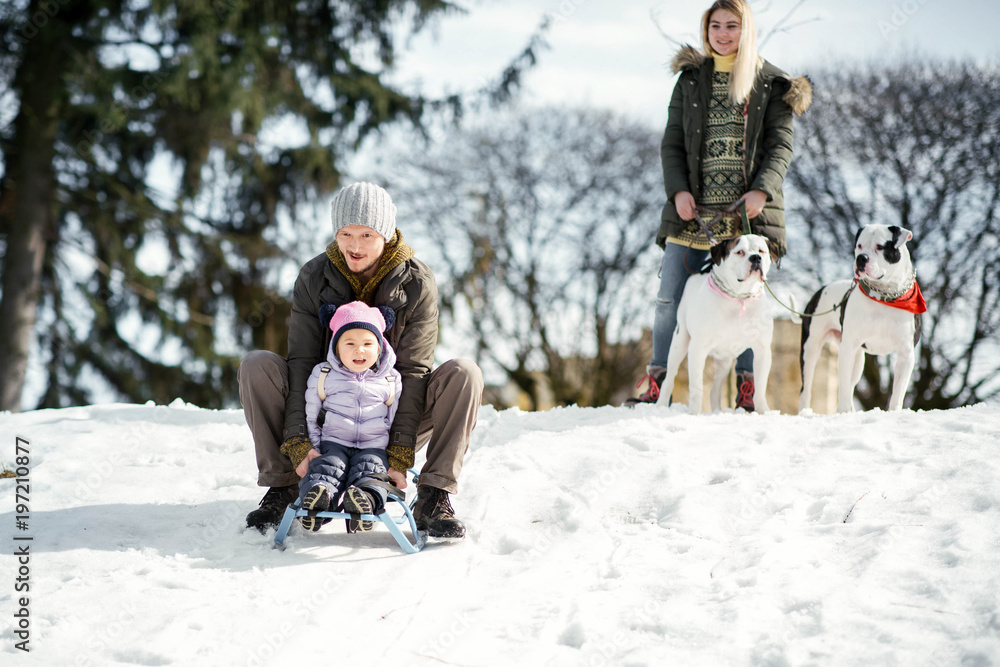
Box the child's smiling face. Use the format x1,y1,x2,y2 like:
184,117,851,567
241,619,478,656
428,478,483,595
336,329,380,372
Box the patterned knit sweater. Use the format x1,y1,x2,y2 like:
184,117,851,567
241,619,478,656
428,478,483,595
670,70,745,249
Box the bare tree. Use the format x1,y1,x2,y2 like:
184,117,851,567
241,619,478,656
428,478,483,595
650,0,821,50
786,59,1000,409
380,107,663,408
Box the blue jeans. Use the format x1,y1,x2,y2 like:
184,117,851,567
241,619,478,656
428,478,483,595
651,243,753,373
299,441,390,513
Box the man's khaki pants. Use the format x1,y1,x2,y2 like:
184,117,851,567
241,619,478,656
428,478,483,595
238,351,483,494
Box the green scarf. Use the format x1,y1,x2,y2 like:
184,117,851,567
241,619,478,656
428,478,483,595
326,229,415,304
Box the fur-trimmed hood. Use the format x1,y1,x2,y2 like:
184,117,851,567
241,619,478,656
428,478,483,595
671,45,812,116
671,44,707,74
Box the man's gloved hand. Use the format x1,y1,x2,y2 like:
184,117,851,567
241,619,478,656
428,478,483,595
280,436,314,471
387,433,416,474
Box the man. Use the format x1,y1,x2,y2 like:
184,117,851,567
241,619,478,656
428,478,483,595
239,182,483,539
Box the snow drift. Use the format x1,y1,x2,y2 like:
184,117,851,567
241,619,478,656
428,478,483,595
1,399,998,665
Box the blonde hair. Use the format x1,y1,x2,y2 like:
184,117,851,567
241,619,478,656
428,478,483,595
701,0,762,104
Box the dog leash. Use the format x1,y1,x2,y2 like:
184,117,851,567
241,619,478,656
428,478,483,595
694,200,752,246
763,280,856,318
679,200,753,276
692,202,854,319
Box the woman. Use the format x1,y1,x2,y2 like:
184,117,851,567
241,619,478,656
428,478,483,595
627,0,811,408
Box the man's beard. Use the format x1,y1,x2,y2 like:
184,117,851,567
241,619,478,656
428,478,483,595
351,256,380,278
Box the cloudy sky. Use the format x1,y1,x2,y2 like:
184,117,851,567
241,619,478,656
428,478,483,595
389,0,1000,126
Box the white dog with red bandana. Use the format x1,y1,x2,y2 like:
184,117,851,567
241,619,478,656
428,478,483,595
799,224,926,413
656,234,777,413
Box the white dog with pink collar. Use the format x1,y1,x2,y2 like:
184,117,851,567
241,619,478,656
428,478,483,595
656,234,777,413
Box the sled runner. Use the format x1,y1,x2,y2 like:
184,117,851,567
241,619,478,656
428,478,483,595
273,470,426,554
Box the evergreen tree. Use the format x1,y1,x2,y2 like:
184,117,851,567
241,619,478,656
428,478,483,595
0,0,544,410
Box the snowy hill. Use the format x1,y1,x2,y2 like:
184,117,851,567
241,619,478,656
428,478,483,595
1,400,999,666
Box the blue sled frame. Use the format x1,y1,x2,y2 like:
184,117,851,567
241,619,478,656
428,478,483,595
273,470,426,554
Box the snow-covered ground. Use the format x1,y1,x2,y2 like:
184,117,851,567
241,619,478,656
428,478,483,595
1,399,998,666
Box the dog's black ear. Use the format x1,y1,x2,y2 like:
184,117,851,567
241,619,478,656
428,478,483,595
854,227,863,248
887,225,913,248
710,238,735,265
766,239,780,265
709,243,727,266
884,227,903,264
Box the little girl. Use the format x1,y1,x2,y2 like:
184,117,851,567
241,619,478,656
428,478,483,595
297,301,403,532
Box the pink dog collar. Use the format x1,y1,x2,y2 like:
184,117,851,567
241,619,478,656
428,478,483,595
707,272,762,317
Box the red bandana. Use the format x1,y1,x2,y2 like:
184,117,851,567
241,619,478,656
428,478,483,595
856,279,927,314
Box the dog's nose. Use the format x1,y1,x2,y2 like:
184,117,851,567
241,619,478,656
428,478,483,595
750,254,761,265
856,255,868,271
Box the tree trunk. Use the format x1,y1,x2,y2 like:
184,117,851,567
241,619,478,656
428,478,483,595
0,4,66,411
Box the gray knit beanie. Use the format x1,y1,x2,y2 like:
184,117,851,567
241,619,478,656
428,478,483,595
330,182,397,242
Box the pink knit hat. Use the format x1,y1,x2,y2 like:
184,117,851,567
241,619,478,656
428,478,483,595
323,301,395,351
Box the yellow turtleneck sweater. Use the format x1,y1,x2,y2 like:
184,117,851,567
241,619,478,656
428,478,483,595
711,50,736,73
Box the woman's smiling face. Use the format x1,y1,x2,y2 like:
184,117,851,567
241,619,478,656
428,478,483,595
708,8,741,56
